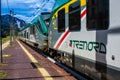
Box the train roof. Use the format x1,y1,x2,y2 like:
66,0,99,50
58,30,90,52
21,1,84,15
19,23,31,32
51,0,70,17
52,0,70,11
19,12,49,35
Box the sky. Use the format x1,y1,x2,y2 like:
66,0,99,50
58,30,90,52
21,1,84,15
1,0,55,23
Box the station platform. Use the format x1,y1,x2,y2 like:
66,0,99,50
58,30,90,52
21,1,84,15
0,40,77,80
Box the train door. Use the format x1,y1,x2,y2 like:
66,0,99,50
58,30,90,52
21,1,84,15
67,0,109,79
30,25,36,42
87,0,109,61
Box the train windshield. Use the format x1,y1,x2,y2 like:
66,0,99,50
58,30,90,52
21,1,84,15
41,12,51,27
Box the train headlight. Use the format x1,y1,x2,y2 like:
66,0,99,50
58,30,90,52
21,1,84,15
43,40,48,46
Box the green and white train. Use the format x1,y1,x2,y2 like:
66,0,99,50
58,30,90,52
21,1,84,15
19,12,50,50
19,0,120,80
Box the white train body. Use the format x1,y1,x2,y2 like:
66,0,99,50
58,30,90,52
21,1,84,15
48,0,120,80
18,0,120,80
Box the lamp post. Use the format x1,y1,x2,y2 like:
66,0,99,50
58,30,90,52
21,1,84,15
10,10,13,45
0,21,2,63
10,9,15,45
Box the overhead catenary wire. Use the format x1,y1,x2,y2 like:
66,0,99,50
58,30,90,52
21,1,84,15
26,0,49,23
32,0,47,16
6,0,10,11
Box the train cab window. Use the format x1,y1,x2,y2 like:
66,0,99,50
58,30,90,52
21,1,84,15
87,0,109,30
44,19,50,27
69,0,80,31
37,20,43,33
58,8,65,32
41,12,50,27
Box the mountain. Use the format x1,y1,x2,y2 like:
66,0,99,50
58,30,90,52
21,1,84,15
1,14,26,28
1,14,26,37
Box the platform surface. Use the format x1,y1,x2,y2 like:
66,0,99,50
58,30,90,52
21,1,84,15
0,40,76,80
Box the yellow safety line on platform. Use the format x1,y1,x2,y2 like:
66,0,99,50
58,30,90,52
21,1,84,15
17,40,53,80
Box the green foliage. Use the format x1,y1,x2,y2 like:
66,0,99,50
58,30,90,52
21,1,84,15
2,36,10,44
0,70,8,79
0,63,8,79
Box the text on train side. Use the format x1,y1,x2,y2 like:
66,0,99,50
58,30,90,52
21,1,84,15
69,40,106,54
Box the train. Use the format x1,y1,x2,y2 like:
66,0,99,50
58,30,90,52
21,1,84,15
18,0,120,80
19,12,50,50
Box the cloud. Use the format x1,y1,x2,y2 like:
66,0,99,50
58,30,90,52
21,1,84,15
42,1,55,12
1,0,56,23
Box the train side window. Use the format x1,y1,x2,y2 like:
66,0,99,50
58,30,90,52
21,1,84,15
30,26,35,34
27,32,28,39
69,0,80,31
30,26,32,34
87,0,109,30
58,8,65,32
24,30,26,38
